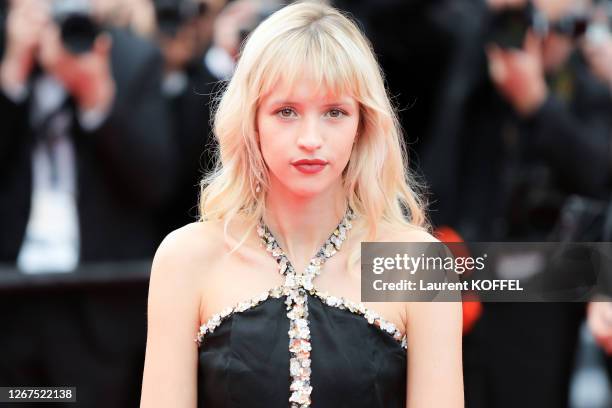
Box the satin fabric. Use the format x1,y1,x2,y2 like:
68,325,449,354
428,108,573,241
198,294,407,407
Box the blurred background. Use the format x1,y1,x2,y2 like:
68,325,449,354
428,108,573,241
1,0,612,406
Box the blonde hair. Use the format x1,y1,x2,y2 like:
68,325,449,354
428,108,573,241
199,0,431,268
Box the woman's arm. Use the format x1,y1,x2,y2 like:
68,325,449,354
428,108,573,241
140,226,204,407
389,228,464,408
405,301,464,408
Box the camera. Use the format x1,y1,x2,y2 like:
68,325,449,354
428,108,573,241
154,0,208,37
487,1,590,49
52,0,101,54
550,14,589,38
486,1,547,49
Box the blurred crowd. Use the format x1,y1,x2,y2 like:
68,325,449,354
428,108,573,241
2,0,612,406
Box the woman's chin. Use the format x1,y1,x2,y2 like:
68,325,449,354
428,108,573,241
283,182,331,199
268,176,341,199
288,187,324,198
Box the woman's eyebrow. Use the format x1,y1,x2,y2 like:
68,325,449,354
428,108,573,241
268,99,355,107
321,101,354,108
269,100,302,107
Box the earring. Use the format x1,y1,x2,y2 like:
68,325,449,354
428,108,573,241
254,168,263,194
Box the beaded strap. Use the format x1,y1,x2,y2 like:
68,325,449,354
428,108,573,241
309,289,407,348
195,286,285,347
256,206,355,407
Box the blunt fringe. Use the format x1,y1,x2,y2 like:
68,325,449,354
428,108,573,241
199,0,432,268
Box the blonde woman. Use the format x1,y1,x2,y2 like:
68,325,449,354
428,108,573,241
140,1,463,407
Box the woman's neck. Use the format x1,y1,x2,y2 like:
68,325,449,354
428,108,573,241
262,182,348,273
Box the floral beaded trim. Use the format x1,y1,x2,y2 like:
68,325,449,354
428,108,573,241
194,287,408,349
255,206,356,290
194,285,285,347
309,289,407,349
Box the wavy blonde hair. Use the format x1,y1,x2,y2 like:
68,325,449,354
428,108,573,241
199,0,431,268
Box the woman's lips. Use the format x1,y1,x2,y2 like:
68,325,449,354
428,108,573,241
293,163,327,174
291,159,328,174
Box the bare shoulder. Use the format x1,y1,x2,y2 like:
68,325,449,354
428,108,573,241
397,224,461,339
373,223,455,330
158,220,225,256
147,220,226,316
376,223,439,243
141,221,226,407
153,220,225,270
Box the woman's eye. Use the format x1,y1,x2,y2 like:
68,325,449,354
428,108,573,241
277,108,297,118
275,107,346,119
325,109,346,118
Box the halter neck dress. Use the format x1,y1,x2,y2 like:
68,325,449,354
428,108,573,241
195,208,407,407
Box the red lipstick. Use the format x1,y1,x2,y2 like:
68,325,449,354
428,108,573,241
291,158,328,174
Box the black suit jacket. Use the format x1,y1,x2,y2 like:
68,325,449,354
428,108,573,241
0,28,176,263
0,27,178,408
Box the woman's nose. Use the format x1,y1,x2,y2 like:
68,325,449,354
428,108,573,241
296,116,323,151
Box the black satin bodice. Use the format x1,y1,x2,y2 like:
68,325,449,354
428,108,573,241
197,293,407,408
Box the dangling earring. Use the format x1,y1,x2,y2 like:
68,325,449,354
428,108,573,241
254,171,262,193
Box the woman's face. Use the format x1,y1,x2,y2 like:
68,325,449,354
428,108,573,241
256,76,360,198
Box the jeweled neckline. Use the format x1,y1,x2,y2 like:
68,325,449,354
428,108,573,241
256,205,356,283
256,205,356,407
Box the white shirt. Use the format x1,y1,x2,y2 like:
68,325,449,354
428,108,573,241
5,75,109,273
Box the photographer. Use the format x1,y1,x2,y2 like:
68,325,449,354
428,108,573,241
486,1,612,204
0,1,175,405
482,0,612,406
0,0,176,267
418,0,612,406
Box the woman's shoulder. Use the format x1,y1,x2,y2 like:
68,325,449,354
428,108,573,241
375,222,439,243
150,220,230,280
377,225,462,346
157,221,224,259
372,223,452,324
152,216,259,272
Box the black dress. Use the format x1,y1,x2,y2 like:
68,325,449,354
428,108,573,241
195,208,408,407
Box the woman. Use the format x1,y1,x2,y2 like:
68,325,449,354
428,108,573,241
140,1,463,407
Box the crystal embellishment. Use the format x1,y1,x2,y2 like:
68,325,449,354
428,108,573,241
256,205,355,408
195,286,285,347
194,205,408,406
310,289,408,346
